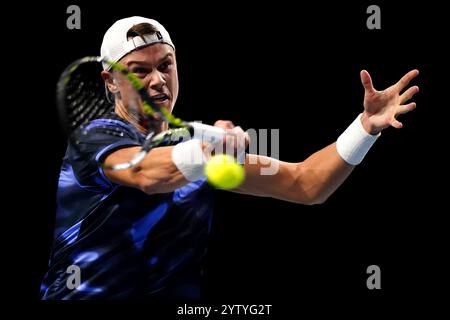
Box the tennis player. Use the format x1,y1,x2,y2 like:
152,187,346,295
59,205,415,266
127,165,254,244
41,16,419,299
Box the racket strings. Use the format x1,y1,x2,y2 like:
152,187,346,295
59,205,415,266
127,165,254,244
65,67,112,131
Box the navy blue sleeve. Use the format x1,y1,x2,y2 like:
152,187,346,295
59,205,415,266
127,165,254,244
67,118,143,191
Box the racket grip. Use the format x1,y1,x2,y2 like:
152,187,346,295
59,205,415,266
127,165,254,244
188,122,226,144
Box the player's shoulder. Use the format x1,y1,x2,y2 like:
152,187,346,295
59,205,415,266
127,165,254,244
72,112,142,141
84,112,136,132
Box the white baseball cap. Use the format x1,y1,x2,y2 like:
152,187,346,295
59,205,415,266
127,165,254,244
100,16,175,70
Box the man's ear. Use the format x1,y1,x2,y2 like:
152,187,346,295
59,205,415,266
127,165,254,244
101,70,118,94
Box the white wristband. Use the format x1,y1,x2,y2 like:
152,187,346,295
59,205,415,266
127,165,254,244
189,122,226,145
171,139,206,181
336,114,380,165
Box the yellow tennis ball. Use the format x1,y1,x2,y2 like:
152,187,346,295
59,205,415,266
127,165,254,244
204,154,245,189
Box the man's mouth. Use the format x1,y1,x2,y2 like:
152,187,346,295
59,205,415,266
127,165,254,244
150,94,170,105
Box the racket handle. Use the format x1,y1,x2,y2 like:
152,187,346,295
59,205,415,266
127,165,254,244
188,122,227,144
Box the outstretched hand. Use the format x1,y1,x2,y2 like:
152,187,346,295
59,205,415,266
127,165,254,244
360,69,419,135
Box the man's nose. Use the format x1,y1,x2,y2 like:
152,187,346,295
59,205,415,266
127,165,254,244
149,71,166,90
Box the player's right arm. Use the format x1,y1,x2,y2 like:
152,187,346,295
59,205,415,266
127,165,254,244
103,145,189,194
103,120,246,194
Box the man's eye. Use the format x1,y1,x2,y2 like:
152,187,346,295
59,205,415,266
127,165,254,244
158,61,172,72
132,68,149,76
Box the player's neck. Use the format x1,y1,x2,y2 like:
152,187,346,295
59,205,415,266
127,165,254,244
115,104,165,135
114,104,147,134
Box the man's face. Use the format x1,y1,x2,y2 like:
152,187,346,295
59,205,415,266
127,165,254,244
105,43,178,120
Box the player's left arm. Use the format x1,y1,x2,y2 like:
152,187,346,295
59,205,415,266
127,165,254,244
234,69,419,205
234,144,352,204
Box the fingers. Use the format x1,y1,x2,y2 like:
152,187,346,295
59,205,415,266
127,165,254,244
226,126,247,151
397,102,416,116
395,69,419,91
390,102,416,129
213,120,248,148
230,126,250,148
230,126,244,139
213,125,248,161
400,85,419,104
214,120,235,130
210,121,248,160
390,118,403,129
360,70,376,94
389,70,419,130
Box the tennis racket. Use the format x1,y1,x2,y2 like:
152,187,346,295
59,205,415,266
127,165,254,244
56,56,229,170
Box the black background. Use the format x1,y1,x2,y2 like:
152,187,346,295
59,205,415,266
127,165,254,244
7,0,448,317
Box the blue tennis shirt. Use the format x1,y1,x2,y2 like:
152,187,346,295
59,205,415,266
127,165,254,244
41,113,214,299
